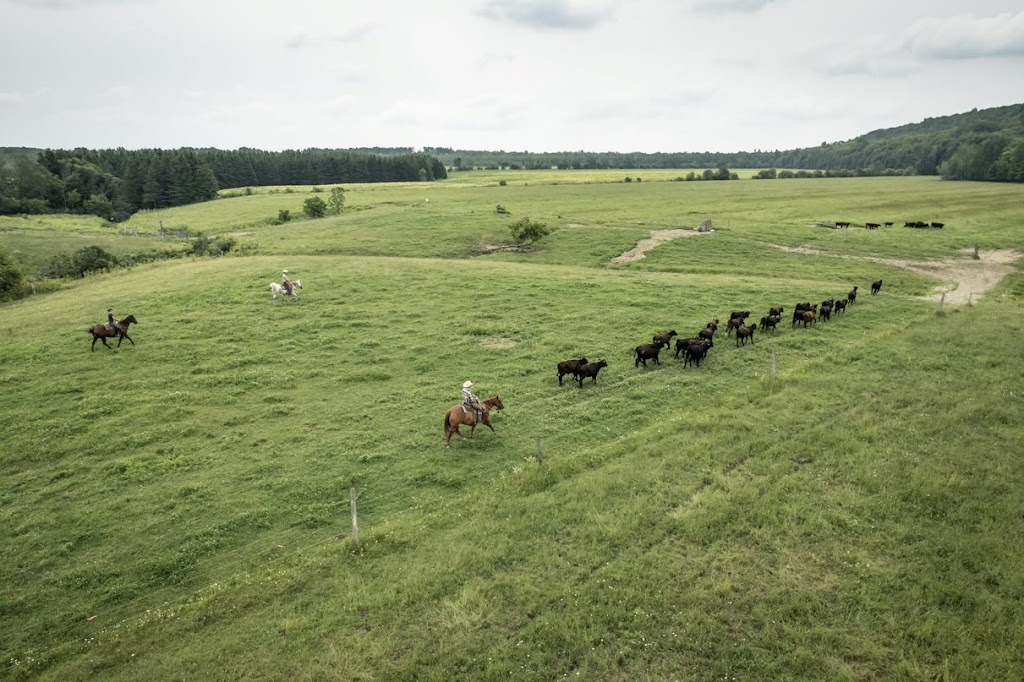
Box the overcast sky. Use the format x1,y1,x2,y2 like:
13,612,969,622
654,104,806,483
1,0,1022,153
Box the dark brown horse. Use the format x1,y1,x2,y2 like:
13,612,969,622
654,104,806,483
87,314,138,351
444,395,504,447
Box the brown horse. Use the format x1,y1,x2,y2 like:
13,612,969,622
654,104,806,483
444,395,504,447
87,314,138,351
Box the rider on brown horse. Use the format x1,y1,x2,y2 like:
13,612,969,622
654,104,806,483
282,270,294,295
462,380,485,424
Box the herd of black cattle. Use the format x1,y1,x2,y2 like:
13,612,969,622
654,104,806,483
557,278,885,388
831,221,944,230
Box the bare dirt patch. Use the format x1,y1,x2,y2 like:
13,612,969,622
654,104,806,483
768,244,1021,304
481,337,518,349
610,229,710,265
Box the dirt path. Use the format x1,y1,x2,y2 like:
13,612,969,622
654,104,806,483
610,229,709,265
769,245,1021,304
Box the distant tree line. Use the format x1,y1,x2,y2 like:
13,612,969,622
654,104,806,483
418,103,1024,182
0,148,447,221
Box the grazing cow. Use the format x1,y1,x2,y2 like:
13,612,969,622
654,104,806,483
871,279,883,295
768,306,784,317
736,323,756,346
883,222,894,228
833,299,847,314
576,360,608,387
759,315,781,333
652,330,678,349
847,286,858,305
835,221,851,229
866,222,880,229
634,344,662,368
931,222,944,229
798,310,817,327
557,357,589,386
682,339,711,367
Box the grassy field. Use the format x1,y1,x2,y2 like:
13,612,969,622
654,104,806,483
1,173,1023,680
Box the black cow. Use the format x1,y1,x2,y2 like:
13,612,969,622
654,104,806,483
759,315,781,333
768,306,784,317
698,320,719,347
833,299,847,314
871,279,883,295
652,330,678,349
792,303,814,327
883,222,894,228
847,286,858,305
836,221,851,229
726,312,751,337
634,344,662,367
819,303,832,322
557,357,589,386
931,222,944,229
866,222,880,229
736,323,756,346
682,339,711,367
674,337,704,359
576,359,608,387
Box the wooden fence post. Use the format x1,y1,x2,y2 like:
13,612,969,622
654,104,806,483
350,487,360,548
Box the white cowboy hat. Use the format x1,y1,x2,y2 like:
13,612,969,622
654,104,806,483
463,381,474,388
282,269,288,274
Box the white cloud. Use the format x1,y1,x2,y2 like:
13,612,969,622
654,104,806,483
690,0,778,14
477,0,614,30
904,11,1024,59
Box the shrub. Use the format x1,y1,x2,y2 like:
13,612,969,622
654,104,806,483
495,204,510,214
508,217,550,247
303,196,327,218
327,187,346,215
278,209,291,223
0,247,24,299
498,179,507,186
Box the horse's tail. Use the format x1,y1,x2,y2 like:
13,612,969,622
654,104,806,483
443,410,452,433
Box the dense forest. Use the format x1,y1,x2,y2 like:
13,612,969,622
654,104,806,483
1,103,1021,220
0,148,447,220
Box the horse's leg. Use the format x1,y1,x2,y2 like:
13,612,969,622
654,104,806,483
123,334,134,346
101,337,112,349
91,335,98,351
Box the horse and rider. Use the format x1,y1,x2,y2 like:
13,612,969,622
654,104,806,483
88,308,137,350
444,380,504,446
282,269,294,295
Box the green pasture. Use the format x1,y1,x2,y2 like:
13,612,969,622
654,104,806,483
0,215,188,276
2,172,1023,680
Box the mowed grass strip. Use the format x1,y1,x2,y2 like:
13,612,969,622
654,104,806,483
2,250,1023,680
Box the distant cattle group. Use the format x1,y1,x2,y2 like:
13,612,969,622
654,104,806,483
558,279,884,387
823,220,944,230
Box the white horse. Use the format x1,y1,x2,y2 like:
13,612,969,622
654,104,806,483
270,279,302,299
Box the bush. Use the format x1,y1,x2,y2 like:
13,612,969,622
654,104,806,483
495,204,510,214
509,217,550,247
498,179,507,186
0,247,24,299
328,187,346,215
303,196,327,218
278,209,291,223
